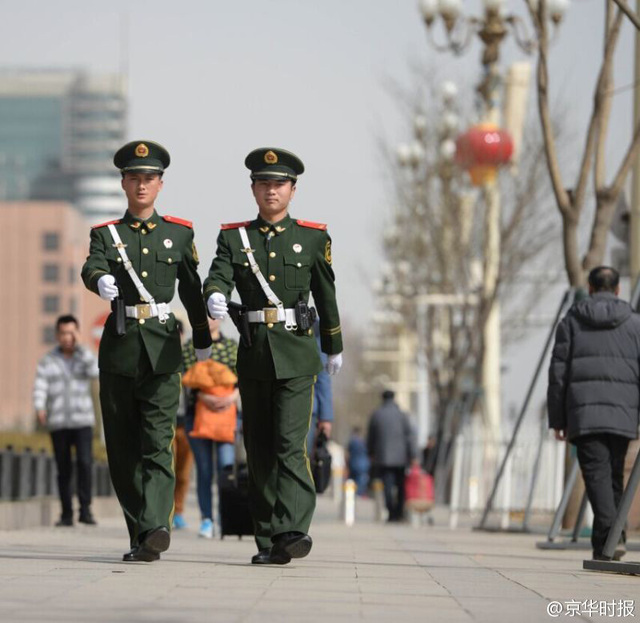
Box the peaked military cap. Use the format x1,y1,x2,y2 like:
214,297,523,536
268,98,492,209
245,147,304,182
114,140,170,174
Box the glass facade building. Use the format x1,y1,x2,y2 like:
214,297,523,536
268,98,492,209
0,69,127,220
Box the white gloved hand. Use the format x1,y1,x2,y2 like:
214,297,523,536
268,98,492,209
97,275,119,301
207,292,228,319
195,346,212,362
325,353,343,376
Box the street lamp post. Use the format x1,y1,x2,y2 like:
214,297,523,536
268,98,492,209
418,0,569,443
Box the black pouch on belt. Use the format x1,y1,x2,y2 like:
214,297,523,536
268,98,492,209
111,286,126,337
294,295,317,332
228,301,252,348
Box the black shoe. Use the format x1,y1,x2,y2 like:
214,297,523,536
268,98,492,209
140,527,171,554
614,542,627,561
78,512,97,525
251,548,275,564
122,546,160,562
55,516,73,527
271,532,313,562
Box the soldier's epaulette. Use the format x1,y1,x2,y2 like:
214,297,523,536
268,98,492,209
163,215,193,228
91,219,121,229
296,219,327,231
221,221,252,230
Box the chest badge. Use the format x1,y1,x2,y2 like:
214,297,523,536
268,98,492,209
293,243,302,253
164,239,173,249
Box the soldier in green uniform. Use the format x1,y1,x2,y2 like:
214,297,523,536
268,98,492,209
204,147,343,565
81,140,212,562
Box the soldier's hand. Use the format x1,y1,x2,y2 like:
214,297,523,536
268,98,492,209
36,410,47,427
195,346,212,362
207,293,228,319
97,275,119,301
325,353,343,376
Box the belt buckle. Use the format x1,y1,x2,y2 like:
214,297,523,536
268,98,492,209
136,304,152,319
263,308,279,324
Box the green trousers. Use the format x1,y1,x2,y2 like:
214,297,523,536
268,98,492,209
100,354,179,548
239,375,317,551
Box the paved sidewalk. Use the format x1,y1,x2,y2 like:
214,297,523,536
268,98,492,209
0,495,638,622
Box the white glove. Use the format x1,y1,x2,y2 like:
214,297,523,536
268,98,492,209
325,353,343,376
97,275,118,301
207,292,228,319
195,346,212,362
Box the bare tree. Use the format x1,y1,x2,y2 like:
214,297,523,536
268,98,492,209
372,71,559,440
532,0,640,286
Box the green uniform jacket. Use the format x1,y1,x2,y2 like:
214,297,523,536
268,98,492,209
203,213,342,380
81,210,212,377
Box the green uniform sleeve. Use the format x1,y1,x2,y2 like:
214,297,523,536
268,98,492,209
81,228,111,295
203,230,235,301
311,230,343,355
178,230,213,350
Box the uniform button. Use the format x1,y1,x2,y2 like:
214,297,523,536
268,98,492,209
308,329,313,335
140,297,145,302
244,262,249,267
141,271,148,278
142,248,149,255
117,257,122,263
297,262,302,267
141,229,147,235
168,258,173,264
269,275,276,282
267,323,274,329
269,251,276,258
139,318,145,325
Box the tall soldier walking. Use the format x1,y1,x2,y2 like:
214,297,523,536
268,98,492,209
204,147,343,564
82,140,212,562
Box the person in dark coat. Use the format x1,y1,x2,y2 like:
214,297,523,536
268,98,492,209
547,266,640,560
367,390,417,522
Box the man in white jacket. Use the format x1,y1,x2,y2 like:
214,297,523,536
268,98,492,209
33,315,99,526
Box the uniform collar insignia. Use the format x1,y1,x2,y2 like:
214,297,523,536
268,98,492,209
129,221,141,230
259,225,270,233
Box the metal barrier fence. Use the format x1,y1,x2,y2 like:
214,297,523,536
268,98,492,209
0,446,113,501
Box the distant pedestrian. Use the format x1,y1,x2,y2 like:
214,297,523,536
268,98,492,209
33,315,99,527
183,317,238,539
347,426,370,496
367,390,417,522
172,319,194,530
307,320,334,454
548,266,640,561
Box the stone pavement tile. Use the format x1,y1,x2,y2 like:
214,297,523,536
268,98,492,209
250,599,363,616
456,596,553,623
356,579,448,596
259,588,361,604
359,601,472,622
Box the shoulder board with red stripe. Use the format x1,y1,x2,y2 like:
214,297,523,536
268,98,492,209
296,219,327,231
91,219,121,229
163,215,193,228
221,221,252,230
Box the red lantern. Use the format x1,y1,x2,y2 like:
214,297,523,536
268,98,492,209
455,123,514,186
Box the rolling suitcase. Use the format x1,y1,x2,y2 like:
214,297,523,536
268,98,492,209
218,429,253,539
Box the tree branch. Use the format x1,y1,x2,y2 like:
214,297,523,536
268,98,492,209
612,0,640,28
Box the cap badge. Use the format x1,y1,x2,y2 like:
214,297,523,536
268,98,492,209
264,150,278,164
164,239,173,249
135,143,149,158
293,243,302,253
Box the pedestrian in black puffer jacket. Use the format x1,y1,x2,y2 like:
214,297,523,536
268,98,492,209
547,266,640,561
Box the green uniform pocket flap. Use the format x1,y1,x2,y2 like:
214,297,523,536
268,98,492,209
156,250,182,264
232,252,251,266
283,254,310,268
